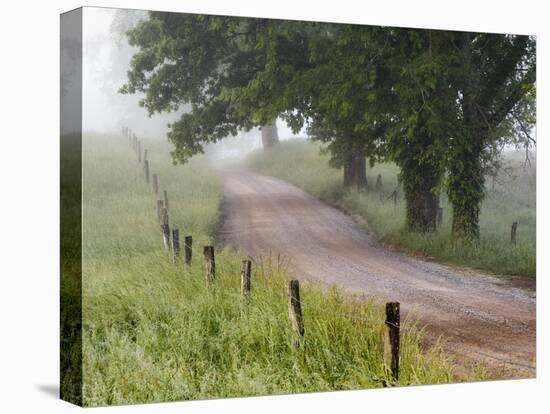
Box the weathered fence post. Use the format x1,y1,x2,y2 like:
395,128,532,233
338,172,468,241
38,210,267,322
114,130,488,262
241,260,252,299
144,159,150,184
161,208,170,251
152,174,159,196
156,199,164,223
511,221,518,245
288,280,305,347
163,189,169,211
172,228,180,262
384,302,400,381
137,140,142,162
376,174,382,190
436,207,443,228
184,236,193,266
203,246,215,284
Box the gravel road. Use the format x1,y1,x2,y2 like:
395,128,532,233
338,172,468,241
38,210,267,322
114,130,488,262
218,170,536,376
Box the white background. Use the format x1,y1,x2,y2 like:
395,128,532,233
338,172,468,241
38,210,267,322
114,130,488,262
0,0,547,412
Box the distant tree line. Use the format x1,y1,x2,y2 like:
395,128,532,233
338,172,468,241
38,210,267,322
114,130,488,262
121,13,535,241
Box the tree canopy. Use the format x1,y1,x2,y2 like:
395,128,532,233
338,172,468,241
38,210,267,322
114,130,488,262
121,12,535,240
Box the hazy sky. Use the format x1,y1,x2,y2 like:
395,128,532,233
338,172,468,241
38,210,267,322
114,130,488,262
81,7,305,160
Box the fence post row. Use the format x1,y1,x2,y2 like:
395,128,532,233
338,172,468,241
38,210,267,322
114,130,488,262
288,280,305,347
144,159,150,184
511,221,518,245
384,302,400,381
203,246,215,284
156,199,164,223
163,190,169,211
152,174,159,196
184,236,193,266
161,207,170,251
172,228,180,262
124,126,404,384
241,260,252,299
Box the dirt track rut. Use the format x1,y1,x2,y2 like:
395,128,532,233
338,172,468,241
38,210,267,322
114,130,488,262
218,170,536,376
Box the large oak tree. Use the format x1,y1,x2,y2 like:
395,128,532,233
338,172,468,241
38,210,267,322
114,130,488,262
122,12,535,238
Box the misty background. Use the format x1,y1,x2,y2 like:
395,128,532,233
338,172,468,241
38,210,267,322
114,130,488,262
81,7,306,162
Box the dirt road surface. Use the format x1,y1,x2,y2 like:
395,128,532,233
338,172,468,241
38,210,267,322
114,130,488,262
218,170,536,376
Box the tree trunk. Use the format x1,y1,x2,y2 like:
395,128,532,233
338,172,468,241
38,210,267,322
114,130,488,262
447,33,484,241
261,119,279,149
447,140,484,240
343,154,368,189
401,160,440,232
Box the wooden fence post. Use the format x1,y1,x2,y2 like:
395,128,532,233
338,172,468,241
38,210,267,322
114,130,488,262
376,174,382,190
163,189,169,211
144,159,150,184
172,228,180,262
137,140,142,162
241,260,252,299
288,280,305,347
152,174,159,196
384,302,400,381
161,208,170,251
511,221,518,245
436,207,443,228
156,199,164,223
203,246,215,284
184,236,193,266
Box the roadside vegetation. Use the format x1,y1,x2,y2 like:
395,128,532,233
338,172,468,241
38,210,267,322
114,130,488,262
79,133,481,406
247,139,535,277
122,14,535,247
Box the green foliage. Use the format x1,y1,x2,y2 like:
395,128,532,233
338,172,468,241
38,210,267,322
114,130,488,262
122,13,536,240
121,13,281,162
444,33,536,240
247,140,535,277
81,133,477,406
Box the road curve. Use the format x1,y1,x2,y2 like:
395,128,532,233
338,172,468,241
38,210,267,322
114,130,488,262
217,170,536,376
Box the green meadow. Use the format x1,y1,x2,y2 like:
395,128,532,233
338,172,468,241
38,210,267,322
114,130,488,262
76,133,481,406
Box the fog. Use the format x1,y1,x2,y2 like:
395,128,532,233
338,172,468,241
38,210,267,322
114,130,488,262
81,7,306,162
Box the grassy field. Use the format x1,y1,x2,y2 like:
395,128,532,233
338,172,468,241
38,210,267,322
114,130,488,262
77,133,480,406
60,133,83,404
246,139,536,277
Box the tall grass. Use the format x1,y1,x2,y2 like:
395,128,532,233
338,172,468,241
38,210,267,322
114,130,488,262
246,139,535,277
80,133,481,406
60,133,83,404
